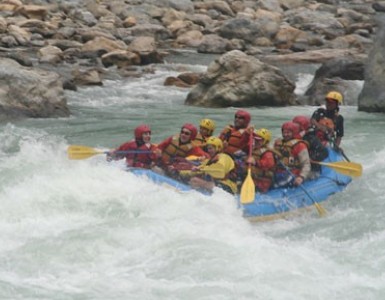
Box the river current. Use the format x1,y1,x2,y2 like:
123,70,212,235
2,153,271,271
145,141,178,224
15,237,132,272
0,57,384,299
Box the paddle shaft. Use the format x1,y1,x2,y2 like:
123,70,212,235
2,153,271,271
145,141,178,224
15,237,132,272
67,144,156,160
331,139,351,162
240,131,256,204
277,160,326,216
113,150,153,155
339,148,350,162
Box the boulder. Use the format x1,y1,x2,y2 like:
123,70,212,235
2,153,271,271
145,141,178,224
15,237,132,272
358,15,385,113
304,57,365,105
0,58,69,119
185,50,296,108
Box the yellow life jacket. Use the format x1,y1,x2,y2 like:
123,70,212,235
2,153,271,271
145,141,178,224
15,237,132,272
200,153,237,194
161,135,193,164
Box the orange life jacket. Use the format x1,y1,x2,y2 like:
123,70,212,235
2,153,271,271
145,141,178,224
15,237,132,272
221,125,247,155
274,138,307,170
161,135,193,164
192,133,207,149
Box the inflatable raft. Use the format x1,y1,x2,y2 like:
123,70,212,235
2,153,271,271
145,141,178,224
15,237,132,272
130,148,353,221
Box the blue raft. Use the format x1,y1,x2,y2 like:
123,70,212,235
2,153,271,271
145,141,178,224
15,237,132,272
130,148,352,221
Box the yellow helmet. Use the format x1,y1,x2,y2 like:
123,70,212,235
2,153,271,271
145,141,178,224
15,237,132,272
326,91,343,104
254,128,271,145
199,118,216,132
205,136,223,152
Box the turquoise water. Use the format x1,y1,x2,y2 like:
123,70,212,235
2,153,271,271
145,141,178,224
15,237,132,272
1,62,384,299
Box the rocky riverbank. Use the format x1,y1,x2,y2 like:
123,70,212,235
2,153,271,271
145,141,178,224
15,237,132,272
0,0,383,119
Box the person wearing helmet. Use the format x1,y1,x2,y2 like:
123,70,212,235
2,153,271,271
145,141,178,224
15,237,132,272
180,137,237,194
311,91,344,147
245,128,280,193
315,117,335,146
107,124,159,169
193,118,216,149
292,115,310,138
293,115,328,173
219,109,252,156
274,121,311,187
157,123,209,176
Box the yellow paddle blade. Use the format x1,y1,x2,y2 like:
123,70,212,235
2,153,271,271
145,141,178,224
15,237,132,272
313,161,362,177
240,168,255,204
67,145,105,160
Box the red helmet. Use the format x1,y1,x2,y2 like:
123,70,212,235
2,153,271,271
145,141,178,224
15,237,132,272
282,121,300,136
235,110,251,126
292,115,310,131
134,124,151,140
181,123,197,140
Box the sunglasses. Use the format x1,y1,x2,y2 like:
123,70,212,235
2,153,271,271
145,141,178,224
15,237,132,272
234,115,245,120
180,130,191,136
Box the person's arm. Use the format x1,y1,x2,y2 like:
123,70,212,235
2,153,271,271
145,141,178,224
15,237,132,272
107,141,132,161
199,154,234,179
157,136,173,151
218,125,232,141
293,143,311,185
334,115,344,147
188,146,210,159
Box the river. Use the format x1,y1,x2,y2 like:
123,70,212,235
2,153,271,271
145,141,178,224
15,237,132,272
0,57,384,299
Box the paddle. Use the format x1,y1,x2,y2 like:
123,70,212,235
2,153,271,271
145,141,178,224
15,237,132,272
278,161,327,217
240,131,255,204
311,161,362,177
339,148,351,162
67,145,152,160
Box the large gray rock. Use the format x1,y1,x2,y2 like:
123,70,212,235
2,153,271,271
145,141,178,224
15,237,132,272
185,50,296,108
358,16,385,113
304,57,365,105
0,58,69,119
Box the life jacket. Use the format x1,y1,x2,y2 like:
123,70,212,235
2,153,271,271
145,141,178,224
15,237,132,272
117,140,157,169
249,147,281,193
220,125,247,155
274,138,307,170
132,144,158,168
200,153,238,194
161,135,193,164
250,148,278,181
192,133,207,149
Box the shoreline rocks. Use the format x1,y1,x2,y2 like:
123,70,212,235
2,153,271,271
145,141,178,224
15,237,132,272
0,0,383,118
0,58,69,120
